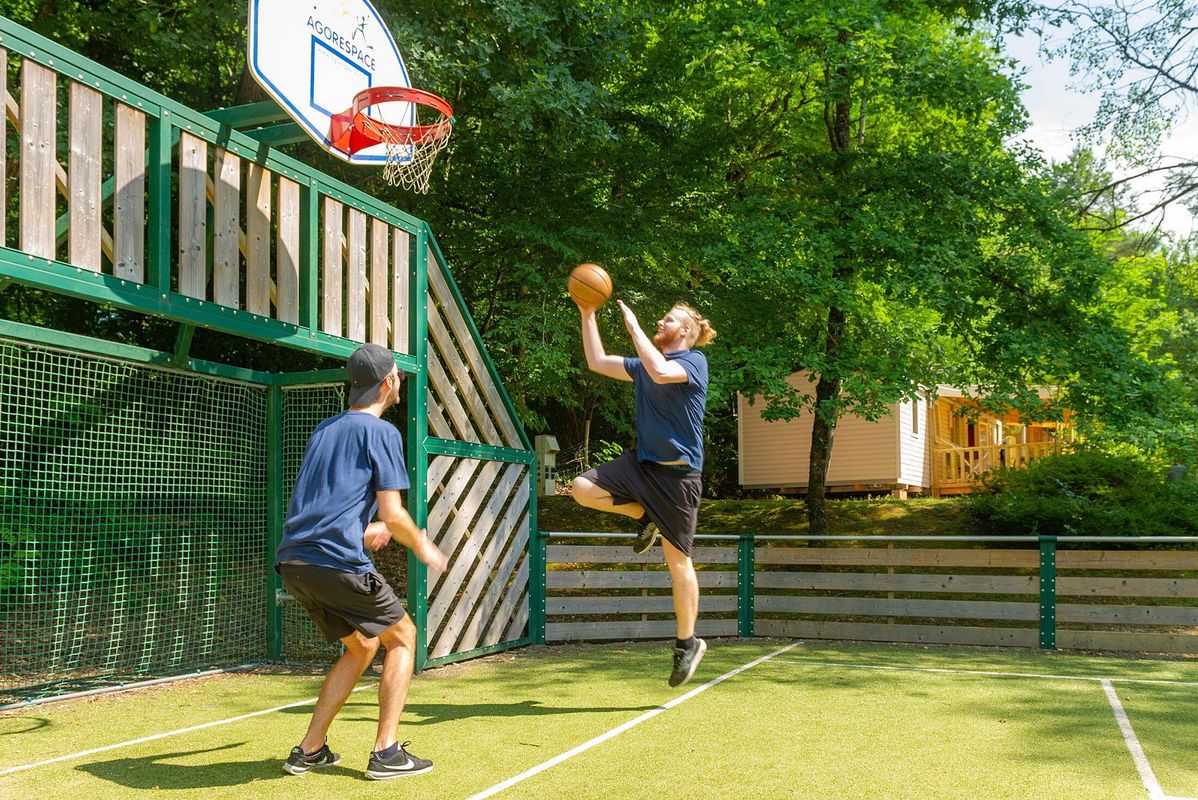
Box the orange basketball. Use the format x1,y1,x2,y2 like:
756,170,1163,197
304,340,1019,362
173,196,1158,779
568,263,612,308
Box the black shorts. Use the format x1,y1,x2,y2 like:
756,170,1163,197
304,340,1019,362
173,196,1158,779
582,451,702,556
278,563,407,643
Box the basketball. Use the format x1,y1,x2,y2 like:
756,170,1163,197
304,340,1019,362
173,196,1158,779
568,263,612,308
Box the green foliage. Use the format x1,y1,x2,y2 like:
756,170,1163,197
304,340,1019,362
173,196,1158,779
969,451,1198,535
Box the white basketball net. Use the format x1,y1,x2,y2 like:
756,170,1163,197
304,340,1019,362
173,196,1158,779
373,117,453,194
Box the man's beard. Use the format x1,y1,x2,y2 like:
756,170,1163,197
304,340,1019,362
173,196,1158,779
653,329,668,347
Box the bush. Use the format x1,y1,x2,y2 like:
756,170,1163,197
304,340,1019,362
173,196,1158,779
968,451,1198,536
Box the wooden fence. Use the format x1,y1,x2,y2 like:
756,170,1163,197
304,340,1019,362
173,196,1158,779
540,534,1198,655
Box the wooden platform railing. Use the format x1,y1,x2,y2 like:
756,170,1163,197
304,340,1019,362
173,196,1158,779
0,18,427,362
933,441,1059,491
537,533,1198,655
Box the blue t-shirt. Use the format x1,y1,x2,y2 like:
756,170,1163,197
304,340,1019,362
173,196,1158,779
623,350,708,470
275,411,410,573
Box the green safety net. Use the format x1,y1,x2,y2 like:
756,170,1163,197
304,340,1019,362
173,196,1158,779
0,339,270,704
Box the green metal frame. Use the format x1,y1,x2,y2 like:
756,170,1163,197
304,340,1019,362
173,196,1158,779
266,384,285,661
737,534,755,637
406,228,432,672
1038,535,1057,650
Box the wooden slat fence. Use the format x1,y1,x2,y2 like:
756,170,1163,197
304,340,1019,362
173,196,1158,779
543,535,1198,654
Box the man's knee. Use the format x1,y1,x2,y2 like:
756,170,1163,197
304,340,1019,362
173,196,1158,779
342,630,381,662
378,614,416,651
571,476,596,505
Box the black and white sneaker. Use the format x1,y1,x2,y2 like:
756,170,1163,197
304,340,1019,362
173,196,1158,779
668,637,707,688
365,741,433,780
631,518,659,555
283,742,340,775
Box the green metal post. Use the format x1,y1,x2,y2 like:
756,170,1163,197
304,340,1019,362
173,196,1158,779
529,528,546,645
1038,535,1057,650
172,324,195,368
738,534,755,637
266,382,284,661
148,112,174,293
406,227,430,672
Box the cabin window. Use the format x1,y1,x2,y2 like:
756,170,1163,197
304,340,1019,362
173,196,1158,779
911,399,920,435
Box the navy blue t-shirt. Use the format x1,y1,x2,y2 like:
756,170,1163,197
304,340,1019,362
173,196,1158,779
623,350,708,470
275,411,409,574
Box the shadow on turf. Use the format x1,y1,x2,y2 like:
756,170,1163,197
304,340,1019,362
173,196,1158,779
280,698,659,724
75,742,358,789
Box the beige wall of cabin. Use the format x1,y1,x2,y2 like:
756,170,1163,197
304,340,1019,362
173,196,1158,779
738,372,899,489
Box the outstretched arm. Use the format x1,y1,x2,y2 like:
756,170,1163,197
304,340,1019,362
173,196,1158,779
367,489,449,572
580,306,632,382
616,300,688,384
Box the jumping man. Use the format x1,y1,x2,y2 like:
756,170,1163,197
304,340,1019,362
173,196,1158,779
276,343,448,780
572,297,716,687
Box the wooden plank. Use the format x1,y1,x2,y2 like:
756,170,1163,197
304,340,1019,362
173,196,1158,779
426,457,482,536
1057,550,1198,571
482,555,530,647
427,454,456,495
275,177,300,324
20,60,57,259
504,596,529,642
546,619,738,642
430,489,531,651
426,458,506,595
321,198,344,336
443,511,531,658
1057,603,1198,626
425,256,524,448
547,545,738,565
68,82,102,272
1057,576,1198,598
370,218,389,345
427,345,482,443
427,390,455,439
754,595,1038,621
755,547,1037,569
392,228,409,353
113,103,145,282
346,208,367,342
245,164,271,315
213,148,240,308
547,595,740,616
1056,630,1198,654
547,570,738,590
754,571,1038,595
755,619,1038,648
178,133,207,299
428,301,500,443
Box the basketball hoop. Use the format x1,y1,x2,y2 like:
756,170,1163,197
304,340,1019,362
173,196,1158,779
328,86,454,193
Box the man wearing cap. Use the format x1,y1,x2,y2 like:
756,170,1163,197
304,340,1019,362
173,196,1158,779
276,343,448,781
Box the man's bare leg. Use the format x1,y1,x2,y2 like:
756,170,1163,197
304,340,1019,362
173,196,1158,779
374,614,417,752
662,538,698,639
299,631,379,754
572,476,644,519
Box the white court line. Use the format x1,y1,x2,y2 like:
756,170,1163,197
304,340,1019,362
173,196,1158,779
463,642,802,800
1103,680,1166,800
769,658,1198,687
0,684,374,777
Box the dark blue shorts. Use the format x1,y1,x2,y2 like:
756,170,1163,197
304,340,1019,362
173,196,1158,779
582,451,702,555
279,563,407,643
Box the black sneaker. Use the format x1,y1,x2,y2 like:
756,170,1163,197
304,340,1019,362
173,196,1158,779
631,518,659,555
283,742,340,775
365,741,433,780
668,637,707,688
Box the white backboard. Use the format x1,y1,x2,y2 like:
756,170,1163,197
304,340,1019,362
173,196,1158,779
248,0,413,163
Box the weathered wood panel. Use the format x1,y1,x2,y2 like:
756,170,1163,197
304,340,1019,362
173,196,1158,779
320,198,343,336
547,595,740,616
756,619,1038,648
755,547,1037,568
275,177,300,324
548,545,738,565
1056,603,1198,626
113,103,145,282
547,619,738,642
1057,576,1198,598
427,348,482,443
449,511,530,657
212,148,240,308
755,595,1038,621
483,556,529,647
245,164,271,315
392,228,409,353
547,571,737,590
370,218,389,345
755,571,1039,594
1057,551,1198,571
346,208,367,342
1056,630,1198,654
68,83,102,272
178,133,207,299
20,60,56,259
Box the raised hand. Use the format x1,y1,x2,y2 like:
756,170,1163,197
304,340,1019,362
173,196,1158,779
616,299,640,335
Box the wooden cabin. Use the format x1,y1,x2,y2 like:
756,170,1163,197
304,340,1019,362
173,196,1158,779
737,373,1069,497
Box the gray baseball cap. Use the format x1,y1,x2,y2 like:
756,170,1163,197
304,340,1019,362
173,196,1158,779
347,343,397,407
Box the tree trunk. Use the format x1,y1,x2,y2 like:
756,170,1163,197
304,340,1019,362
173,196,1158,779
806,304,847,536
